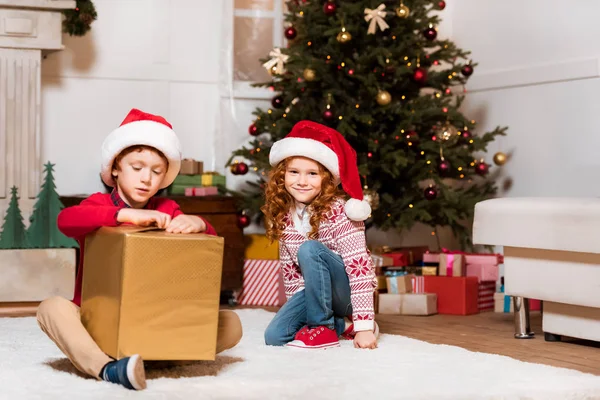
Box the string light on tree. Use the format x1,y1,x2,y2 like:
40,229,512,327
323,94,335,122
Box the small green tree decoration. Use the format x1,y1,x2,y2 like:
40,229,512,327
0,187,29,249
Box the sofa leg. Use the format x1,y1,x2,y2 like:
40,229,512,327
513,296,535,339
544,332,562,342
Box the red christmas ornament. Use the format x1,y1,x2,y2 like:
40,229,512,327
236,162,249,175
271,95,284,109
237,214,251,229
461,130,472,141
438,160,451,176
412,67,427,84
424,186,438,200
423,26,437,41
323,1,337,16
248,123,259,136
475,162,489,176
323,109,335,122
438,1,446,10
405,131,419,145
284,26,297,40
461,64,474,77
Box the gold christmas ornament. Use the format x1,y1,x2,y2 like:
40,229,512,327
363,186,380,210
376,90,392,106
303,68,316,81
396,4,410,18
493,151,507,166
337,28,352,43
439,123,458,141
268,65,279,76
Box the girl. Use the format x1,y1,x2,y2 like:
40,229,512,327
263,120,379,350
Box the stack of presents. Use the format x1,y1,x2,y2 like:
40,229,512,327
235,236,542,316
374,246,541,316
167,158,226,196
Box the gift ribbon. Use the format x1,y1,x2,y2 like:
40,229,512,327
388,278,398,294
364,4,390,35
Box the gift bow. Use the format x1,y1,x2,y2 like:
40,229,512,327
364,4,389,35
262,48,289,75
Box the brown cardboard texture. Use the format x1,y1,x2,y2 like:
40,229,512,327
81,227,224,361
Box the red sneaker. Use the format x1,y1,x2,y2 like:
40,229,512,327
286,326,340,349
340,321,380,340
293,325,310,340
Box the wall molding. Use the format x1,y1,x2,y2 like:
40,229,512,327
466,58,600,93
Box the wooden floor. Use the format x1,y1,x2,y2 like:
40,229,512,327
376,311,600,376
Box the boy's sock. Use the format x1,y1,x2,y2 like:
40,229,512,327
100,354,147,390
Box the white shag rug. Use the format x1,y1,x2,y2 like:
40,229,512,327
1,309,600,400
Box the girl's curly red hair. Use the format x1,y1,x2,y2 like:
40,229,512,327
262,157,344,241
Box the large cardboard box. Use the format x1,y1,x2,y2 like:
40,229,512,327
81,227,224,361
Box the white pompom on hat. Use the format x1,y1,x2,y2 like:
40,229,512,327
269,120,371,221
100,108,182,189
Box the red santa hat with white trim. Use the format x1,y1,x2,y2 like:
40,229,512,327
269,120,371,221
100,108,182,189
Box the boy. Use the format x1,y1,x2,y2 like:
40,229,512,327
37,109,242,390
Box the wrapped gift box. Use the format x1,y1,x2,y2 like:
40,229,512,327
184,186,219,197
465,253,503,265
180,159,204,175
244,234,279,260
386,275,412,294
378,293,437,315
376,276,387,291
438,253,466,277
412,276,479,315
466,264,499,283
423,252,440,264
478,281,496,312
81,227,223,361
371,254,394,268
372,246,429,267
238,259,286,307
173,174,202,186
201,172,226,187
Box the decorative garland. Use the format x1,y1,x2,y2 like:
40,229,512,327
62,0,97,37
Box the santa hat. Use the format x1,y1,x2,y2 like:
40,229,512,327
100,108,182,189
269,120,371,221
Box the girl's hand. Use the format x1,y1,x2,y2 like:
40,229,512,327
165,214,206,234
354,330,378,349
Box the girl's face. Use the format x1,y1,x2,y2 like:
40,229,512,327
284,157,323,205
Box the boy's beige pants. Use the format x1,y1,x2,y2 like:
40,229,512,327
36,296,243,379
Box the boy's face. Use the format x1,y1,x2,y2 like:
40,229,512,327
112,148,167,208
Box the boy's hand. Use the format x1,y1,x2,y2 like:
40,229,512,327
117,209,172,229
354,330,378,350
165,214,206,234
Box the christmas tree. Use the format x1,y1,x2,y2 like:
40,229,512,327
0,187,29,249
27,162,78,248
228,0,507,249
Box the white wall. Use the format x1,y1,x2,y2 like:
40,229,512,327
38,0,600,247
41,0,224,196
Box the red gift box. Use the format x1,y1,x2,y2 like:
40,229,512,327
478,281,496,312
375,246,429,267
238,260,286,306
412,276,479,315
467,264,499,283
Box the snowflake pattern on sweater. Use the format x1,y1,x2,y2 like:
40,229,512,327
278,198,377,331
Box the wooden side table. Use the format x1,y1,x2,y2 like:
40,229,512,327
59,194,244,304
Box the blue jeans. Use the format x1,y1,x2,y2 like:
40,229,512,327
264,241,353,346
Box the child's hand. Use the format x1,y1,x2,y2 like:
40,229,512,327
165,214,206,234
117,209,172,229
354,330,378,349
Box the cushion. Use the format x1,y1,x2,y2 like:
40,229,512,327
473,197,600,254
